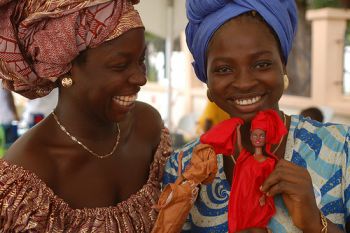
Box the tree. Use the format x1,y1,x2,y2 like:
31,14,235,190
286,0,348,97
286,0,311,96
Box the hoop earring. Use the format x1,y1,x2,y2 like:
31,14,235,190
61,75,73,88
283,74,289,91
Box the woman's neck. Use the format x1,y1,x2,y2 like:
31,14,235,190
54,102,117,141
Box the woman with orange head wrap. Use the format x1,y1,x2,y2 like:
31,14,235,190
0,0,171,232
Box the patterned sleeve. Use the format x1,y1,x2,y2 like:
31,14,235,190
162,150,181,186
162,138,200,233
162,139,200,186
344,128,350,223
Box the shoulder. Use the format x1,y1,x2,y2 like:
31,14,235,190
290,115,349,149
134,101,163,131
287,115,350,186
291,114,349,134
134,101,162,120
3,122,56,186
131,101,163,147
289,115,349,156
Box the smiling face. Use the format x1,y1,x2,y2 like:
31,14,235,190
69,28,146,122
206,15,285,122
250,128,266,147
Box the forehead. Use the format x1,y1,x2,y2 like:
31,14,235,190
86,28,145,59
251,128,265,134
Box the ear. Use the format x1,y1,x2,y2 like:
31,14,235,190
207,89,213,102
70,62,78,78
282,65,287,75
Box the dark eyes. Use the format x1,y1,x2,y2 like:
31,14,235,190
214,66,232,74
111,57,146,71
112,63,128,70
213,61,272,74
252,134,265,139
254,61,272,69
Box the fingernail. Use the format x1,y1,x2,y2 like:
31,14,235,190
260,186,263,191
266,192,270,197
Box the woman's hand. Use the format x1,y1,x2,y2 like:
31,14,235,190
261,159,321,232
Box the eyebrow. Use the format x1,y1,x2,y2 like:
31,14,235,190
105,46,147,59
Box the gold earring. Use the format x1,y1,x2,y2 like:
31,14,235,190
283,74,289,90
61,75,73,88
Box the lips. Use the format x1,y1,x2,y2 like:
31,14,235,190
113,94,137,107
234,95,262,106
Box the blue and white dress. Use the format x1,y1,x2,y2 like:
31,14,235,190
163,115,350,232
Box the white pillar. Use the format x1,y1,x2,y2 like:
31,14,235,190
306,8,350,106
166,0,174,130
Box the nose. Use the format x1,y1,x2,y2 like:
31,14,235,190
232,68,258,90
129,64,147,86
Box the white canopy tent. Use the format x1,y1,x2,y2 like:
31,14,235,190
135,0,188,130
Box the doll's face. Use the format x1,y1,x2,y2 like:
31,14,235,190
250,129,266,147
206,15,285,122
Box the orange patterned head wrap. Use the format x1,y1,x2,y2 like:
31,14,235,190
0,0,143,99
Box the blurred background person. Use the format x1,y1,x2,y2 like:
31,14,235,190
20,88,58,129
300,106,324,122
0,82,19,125
197,101,230,134
0,82,19,156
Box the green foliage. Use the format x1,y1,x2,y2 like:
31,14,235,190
145,32,166,82
145,32,165,52
346,22,350,45
147,65,159,82
309,0,341,8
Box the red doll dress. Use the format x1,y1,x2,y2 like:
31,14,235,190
200,110,287,233
228,148,275,232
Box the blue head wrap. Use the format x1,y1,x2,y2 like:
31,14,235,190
186,0,298,83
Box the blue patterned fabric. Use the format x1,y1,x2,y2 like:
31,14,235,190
186,0,298,83
163,115,350,232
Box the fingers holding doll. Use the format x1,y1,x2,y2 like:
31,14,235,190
260,159,321,231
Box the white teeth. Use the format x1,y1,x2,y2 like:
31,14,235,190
235,96,261,106
114,94,137,107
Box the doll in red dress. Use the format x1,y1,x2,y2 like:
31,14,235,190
200,110,287,232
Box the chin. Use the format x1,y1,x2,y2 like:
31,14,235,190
230,111,259,123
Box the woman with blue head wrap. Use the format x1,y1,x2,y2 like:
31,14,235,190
186,0,297,83
163,0,350,232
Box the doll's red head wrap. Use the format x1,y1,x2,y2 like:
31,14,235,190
0,0,143,99
200,110,287,157
251,110,287,158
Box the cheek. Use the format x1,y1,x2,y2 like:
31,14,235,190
207,77,229,95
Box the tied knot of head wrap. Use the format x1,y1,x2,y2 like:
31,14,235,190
0,0,143,99
186,0,298,83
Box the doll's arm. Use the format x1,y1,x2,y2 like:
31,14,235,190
236,125,243,153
